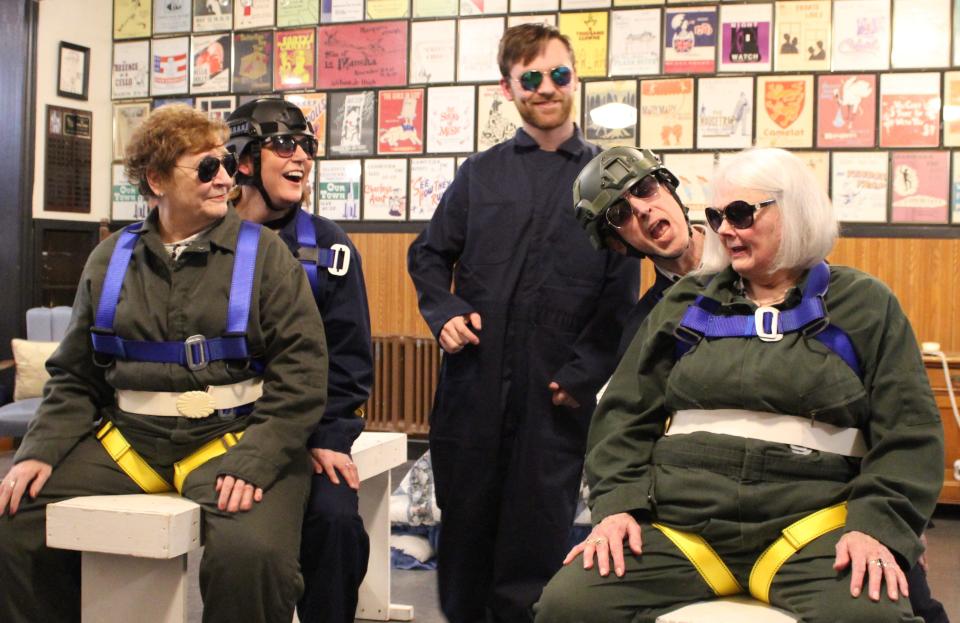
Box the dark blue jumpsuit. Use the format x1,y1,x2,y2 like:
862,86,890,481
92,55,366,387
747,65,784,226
265,206,374,623
408,128,640,623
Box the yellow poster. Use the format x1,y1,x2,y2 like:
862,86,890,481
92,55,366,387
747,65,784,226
366,0,410,19
613,0,662,5
755,75,814,148
639,77,694,149
774,1,831,72
114,0,152,39
558,12,608,78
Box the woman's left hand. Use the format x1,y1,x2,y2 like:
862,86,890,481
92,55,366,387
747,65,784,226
833,530,909,601
310,448,360,490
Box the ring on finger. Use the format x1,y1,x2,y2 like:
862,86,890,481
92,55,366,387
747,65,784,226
3,479,15,488
871,558,888,568
591,537,607,546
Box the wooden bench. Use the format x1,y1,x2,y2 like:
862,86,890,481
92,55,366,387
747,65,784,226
46,431,410,623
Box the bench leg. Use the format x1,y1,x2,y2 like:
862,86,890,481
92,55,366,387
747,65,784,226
355,470,413,622
82,552,189,623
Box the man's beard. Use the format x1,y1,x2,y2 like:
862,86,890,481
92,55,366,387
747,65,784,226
516,94,573,131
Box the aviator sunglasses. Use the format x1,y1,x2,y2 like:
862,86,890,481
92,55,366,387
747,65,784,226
265,134,319,158
176,153,238,183
513,65,573,92
704,199,777,233
604,174,661,229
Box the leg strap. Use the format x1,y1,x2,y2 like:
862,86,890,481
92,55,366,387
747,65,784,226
748,502,848,603
97,422,245,494
651,522,744,596
96,421,174,494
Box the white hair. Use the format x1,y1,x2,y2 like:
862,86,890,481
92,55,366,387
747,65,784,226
698,148,839,275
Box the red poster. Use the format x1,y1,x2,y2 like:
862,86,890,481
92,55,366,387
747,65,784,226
317,22,408,89
891,151,949,223
378,89,424,155
816,74,876,148
274,28,316,91
879,74,940,148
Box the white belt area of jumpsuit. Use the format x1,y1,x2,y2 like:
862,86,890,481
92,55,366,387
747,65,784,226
665,409,867,458
116,378,263,418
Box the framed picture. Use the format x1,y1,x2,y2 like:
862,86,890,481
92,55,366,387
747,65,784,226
58,42,90,100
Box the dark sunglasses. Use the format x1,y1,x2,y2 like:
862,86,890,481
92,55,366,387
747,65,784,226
604,175,661,229
265,134,318,158
176,153,238,183
704,199,777,232
514,65,573,92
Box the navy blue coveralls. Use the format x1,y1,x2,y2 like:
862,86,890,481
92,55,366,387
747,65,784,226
265,206,374,623
407,127,640,623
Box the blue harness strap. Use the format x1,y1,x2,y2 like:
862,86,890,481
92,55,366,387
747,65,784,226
295,209,348,300
91,220,263,370
674,262,862,378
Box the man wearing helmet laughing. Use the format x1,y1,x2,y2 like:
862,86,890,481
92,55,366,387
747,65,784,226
227,98,373,623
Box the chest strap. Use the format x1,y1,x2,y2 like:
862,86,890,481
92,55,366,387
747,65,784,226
674,262,861,378
97,421,245,494
652,502,847,604
666,409,867,458
295,209,350,301
91,221,262,370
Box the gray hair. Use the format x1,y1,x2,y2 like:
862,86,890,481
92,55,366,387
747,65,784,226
699,148,838,275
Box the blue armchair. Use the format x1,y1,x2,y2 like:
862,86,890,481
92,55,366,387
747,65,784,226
0,307,72,438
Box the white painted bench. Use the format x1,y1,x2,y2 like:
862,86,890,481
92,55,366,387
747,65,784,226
46,431,410,623
655,596,798,623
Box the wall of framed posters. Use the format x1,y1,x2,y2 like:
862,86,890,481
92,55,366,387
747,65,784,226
107,0,960,231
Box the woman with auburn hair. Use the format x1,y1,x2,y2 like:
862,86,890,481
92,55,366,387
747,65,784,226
537,148,943,623
0,104,329,623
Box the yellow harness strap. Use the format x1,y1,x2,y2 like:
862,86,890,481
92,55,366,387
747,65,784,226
96,422,173,494
172,431,244,493
97,422,245,495
749,502,847,603
652,522,744,596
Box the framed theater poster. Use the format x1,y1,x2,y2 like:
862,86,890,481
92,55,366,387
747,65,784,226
329,91,377,156
831,0,889,71
754,74,814,148
662,152,715,222
816,74,876,148
363,159,407,220
234,0,274,30
150,36,190,96
191,34,231,94
112,164,151,221
477,84,522,151
409,157,455,220
113,101,150,161
697,76,752,149
322,0,364,22
558,12,608,77
233,31,274,94
194,95,236,121
286,93,327,157
410,20,456,84
638,77,694,150
274,28,316,91
317,22,408,89
427,85,476,153
112,41,150,99
114,0,152,39
773,0,830,72
277,0,320,26
58,42,90,100
318,159,362,220
378,89,424,155
584,80,637,148
153,0,191,34
891,0,949,69
609,9,661,76
891,151,950,223
663,5,717,74
193,0,232,32
879,72,940,148
831,151,888,222
718,3,772,73
457,18,506,82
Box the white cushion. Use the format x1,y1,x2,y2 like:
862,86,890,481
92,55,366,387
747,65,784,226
656,597,798,623
11,339,59,401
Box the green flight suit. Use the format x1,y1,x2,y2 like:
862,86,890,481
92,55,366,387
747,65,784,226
536,265,944,623
0,208,329,623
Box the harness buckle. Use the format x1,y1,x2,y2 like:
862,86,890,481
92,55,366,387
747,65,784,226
328,244,351,276
184,335,209,371
673,324,702,346
754,306,783,342
801,315,829,338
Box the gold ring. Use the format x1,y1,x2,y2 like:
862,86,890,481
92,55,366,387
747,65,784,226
872,559,888,568
591,537,607,546
4,480,15,488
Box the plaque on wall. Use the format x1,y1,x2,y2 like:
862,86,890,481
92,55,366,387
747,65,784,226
45,105,92,214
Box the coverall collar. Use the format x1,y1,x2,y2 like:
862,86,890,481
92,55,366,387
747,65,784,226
514,124,589,157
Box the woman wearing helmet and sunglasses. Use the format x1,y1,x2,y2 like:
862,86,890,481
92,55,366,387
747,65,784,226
537,147,943,623
227,98,373,623
0,105,329,623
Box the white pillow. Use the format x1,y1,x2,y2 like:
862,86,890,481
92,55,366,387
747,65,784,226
11,339,60,401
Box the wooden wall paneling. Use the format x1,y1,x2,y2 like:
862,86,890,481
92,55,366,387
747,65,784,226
352,233,432,338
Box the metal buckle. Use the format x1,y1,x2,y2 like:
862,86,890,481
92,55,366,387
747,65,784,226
673,324,702,345
184,334,209,371
328,244,351,276
755,306,783,342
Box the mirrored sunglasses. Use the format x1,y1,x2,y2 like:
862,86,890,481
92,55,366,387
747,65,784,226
704,199,777,233
515,65,573,92
604,175,661,229
265,135,318,158
177,153,238,183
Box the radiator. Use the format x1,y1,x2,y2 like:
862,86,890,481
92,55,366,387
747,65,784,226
364,336,440,436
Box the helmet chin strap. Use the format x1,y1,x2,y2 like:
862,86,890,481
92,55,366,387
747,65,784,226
246,143,301,214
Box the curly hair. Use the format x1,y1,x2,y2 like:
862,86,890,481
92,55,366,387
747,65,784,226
124,104,228,198
497,23,575,78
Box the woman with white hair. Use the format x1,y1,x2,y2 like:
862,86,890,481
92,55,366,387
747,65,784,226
536,148,943,623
